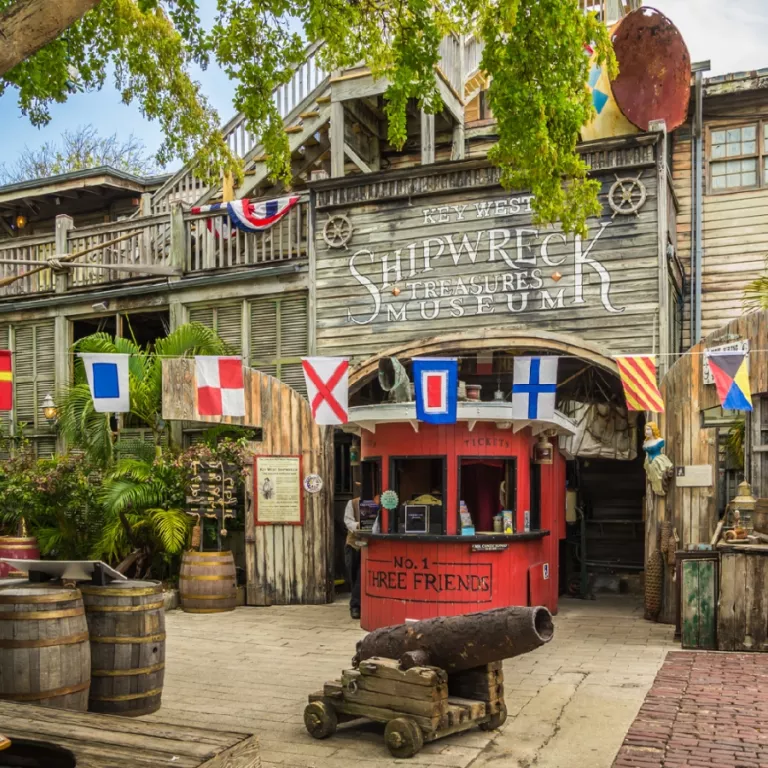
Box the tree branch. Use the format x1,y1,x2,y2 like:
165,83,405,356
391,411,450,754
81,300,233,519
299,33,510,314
0,0,103,77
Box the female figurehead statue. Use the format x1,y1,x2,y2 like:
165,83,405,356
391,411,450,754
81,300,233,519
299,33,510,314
643,422,673,496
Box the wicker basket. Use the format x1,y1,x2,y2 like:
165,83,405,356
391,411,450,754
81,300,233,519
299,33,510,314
644,549,664,621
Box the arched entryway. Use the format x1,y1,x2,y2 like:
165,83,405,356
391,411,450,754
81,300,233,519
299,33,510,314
348,328,619,391
336,326,646,603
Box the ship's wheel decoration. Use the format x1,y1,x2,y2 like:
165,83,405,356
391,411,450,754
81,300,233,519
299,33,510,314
323,215,353,249
609,173,647,218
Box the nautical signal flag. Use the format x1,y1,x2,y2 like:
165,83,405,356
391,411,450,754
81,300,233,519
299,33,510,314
615,356,664,412
413,358,458,424
512,357,558,420
706,349,753,412
79,353,130,412
0,351,12,411
195,356,245,417
302,357,349,425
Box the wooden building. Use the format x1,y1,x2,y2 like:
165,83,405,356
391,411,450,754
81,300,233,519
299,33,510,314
0,5,707,608
672,68,768,345
655,311,768,637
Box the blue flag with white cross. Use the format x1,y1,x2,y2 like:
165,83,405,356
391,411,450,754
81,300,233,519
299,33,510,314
79,353,131,413
512,357,558,421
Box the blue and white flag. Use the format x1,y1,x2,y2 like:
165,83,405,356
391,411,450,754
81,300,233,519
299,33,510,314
512,357,558,421
413,358,458,424
79,353,130,413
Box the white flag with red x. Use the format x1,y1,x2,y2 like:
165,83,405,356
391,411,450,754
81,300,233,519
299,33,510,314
302,357,349,425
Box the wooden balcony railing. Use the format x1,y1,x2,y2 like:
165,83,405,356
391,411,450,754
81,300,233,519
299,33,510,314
0,195,309,299
0,235,56,296
66,215,173,289
184,197,308,272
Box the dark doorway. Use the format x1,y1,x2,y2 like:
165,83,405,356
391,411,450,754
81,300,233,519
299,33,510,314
121,311,169,348
73,314,116,342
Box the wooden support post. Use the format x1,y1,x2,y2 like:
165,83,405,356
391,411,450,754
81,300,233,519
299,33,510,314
453,33,466,161
421,112,435,165
169,202,185,279
54,215,73,295
452,122,466,161
167,299,186,450
53,313,69,455
140,192,153,216
331,101,345,178
222,172,235,203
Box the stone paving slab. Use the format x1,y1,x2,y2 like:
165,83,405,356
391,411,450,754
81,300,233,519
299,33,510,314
146,596,675,768
612,651,768,768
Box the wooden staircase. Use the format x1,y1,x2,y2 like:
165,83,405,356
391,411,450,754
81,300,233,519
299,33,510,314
150,42,330,214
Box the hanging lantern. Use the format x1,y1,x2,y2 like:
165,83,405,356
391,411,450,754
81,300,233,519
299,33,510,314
728,479,756,529
533,433,554,465
14,213,27,230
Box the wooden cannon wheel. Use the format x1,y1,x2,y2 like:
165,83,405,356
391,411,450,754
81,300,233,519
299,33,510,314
304,701,338,739
479,703,508,731
384,717,424,759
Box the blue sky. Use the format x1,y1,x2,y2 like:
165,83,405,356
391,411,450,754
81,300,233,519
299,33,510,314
1,0,767,174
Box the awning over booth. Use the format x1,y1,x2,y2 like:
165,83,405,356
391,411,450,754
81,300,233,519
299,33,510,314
345,401,577,436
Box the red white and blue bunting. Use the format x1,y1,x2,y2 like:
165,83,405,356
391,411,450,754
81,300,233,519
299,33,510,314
191,195,300,235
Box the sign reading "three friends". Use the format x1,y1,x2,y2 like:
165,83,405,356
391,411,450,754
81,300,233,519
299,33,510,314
366,554,492,603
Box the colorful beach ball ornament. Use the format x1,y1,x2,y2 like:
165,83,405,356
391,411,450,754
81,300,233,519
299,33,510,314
380,490,399,510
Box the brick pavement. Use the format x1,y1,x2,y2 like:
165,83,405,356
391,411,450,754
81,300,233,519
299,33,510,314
145,595,675,767
613,652,768,768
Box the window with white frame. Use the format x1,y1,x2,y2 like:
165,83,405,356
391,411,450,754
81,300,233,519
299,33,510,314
709,124,760,192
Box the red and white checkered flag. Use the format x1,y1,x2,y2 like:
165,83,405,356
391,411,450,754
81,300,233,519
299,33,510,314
302,357,349,425
195,356,245,417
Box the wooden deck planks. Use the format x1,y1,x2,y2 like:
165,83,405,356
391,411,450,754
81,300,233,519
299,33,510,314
0,700,260,768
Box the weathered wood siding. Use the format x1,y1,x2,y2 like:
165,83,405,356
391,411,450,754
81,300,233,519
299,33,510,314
658,310,768,621
313,148,661,362
672,91,768,346
162,360,334,605
718,549,768,652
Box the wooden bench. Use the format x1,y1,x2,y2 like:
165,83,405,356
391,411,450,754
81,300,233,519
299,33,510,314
0,701,261,768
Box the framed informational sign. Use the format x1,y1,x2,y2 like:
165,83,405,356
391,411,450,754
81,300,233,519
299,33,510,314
254,455,303,525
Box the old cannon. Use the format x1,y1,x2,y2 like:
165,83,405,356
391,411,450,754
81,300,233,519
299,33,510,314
305,606,553,758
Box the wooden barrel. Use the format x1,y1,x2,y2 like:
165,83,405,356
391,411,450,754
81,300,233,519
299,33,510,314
80,580,166,717
0,537,40,578
0,586,90,710
179,551,237,613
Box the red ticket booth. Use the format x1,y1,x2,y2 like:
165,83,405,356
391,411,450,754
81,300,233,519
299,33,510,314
350,402,569,631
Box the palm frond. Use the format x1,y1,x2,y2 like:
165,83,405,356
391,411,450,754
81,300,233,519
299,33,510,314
56,383,113,466
99,476,166,515
149,508,191,554
744,274,768,311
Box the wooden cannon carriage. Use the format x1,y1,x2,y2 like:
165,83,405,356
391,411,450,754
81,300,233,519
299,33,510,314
304,606,553,758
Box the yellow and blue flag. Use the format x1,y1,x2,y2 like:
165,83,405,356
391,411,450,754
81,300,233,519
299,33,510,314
706,350,753,412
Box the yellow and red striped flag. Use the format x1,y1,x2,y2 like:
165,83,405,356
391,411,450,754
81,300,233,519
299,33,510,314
615,356,664,412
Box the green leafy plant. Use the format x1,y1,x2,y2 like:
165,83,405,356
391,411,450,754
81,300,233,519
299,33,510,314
57,322,232,466
94,453,191,579
744,271,768,311
2,0,616,235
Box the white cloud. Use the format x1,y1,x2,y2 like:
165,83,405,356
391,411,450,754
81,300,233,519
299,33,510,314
652,0,768,76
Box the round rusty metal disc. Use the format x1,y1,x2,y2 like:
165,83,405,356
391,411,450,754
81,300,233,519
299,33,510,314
609,7,691,132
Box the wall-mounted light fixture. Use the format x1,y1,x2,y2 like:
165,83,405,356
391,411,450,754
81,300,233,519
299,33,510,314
14,214,27,230
42,393,58,424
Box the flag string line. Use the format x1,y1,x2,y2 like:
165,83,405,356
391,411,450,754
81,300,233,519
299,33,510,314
40,348,756,360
